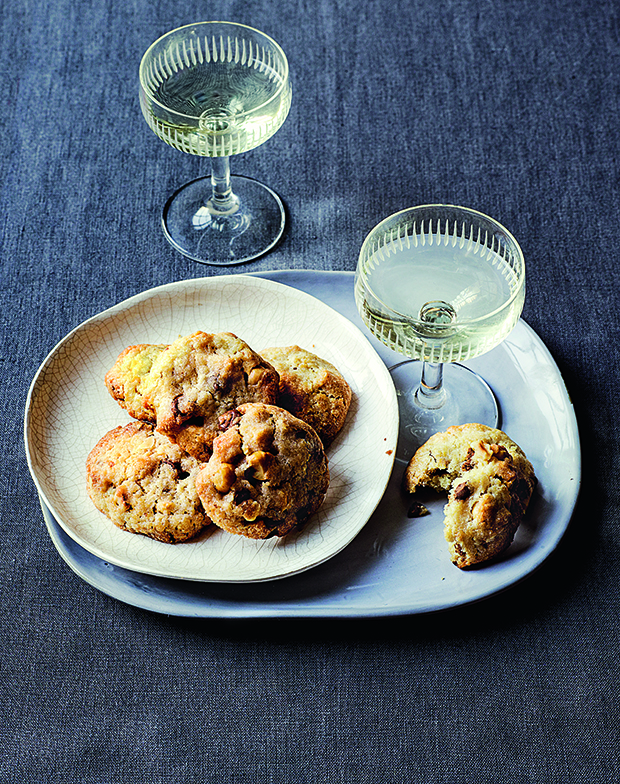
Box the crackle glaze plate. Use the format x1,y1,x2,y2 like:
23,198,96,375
24,274,398,582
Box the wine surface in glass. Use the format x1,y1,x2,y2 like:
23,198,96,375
355,230,524,364
142,48,290,157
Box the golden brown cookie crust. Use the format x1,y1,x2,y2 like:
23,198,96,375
260,345,352,445
141,331,280,461
195,403,330,540
86,421,210,543
104,343,166,421
403,423,537,568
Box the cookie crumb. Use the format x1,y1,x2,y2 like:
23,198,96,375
407,500,430,518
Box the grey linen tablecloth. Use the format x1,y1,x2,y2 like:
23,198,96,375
2,0,619,781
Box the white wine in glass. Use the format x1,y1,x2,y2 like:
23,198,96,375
139,22,292,265
355,205,525,461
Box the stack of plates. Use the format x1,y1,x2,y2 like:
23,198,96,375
24,271,580,617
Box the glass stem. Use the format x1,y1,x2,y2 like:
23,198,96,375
415,361,446,410
208,156,239,217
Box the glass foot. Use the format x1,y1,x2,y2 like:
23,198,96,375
390,360,499,464
161,174,286,266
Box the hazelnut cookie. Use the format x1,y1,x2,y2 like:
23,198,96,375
105,343,166,421
195,403,330,540
260,345,352,445
86,421,210,543
403,423,537,568
141,331,280,461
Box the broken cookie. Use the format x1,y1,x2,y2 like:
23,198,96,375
403,423,537,568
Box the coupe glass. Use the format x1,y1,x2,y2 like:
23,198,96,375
355,204,525,462
139,22,292,266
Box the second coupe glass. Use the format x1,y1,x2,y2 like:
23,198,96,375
355,205,526,461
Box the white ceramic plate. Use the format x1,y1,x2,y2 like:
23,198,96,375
24,275,398,582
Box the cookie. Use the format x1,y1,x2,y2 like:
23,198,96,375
104,343,166,421
403,423,537,568
86,421,210,543
141,331,280,461
260,345,351,445
195,403,330,539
